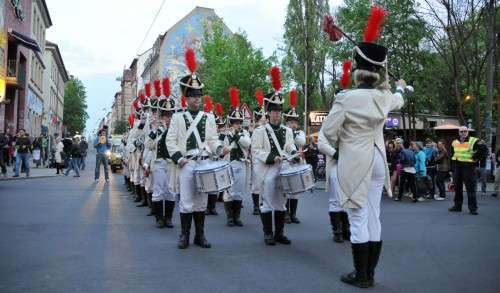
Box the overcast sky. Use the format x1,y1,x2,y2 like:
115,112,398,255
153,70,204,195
45,0,341,135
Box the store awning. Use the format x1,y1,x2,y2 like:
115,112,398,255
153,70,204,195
8,29,41,53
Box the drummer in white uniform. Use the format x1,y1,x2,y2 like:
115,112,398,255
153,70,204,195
145,87,176,228
250,90,267,215
165,47,230,249
252,66,297,246
283,89,306,224
223,87,251,227
321,6,408,287
127,97,146,202
136,85,154,209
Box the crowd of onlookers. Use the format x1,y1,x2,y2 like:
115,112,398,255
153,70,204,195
385,136,495,202
0,128,88,178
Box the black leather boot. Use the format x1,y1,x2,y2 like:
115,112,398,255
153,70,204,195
224,201,235,227
193,212,211,248
164,200,175,228
260,212,275,245
252,193,260,215
177,213,192,249
341,211,351,241
341,242,371,288
217,191,224,202
285,199,292,224
289,199,300,223
274,211,291,244
209,194,218,215
367,241,382,287
233,200,243,227
137,187,148,207
146,193,154,216
154,201,165,228
134,185,142,202
329,212,344,243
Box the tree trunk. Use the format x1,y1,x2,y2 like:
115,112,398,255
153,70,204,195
485,0,496,150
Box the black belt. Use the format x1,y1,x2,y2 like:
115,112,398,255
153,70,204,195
185,155,209,161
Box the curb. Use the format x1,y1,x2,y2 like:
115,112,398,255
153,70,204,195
0,175,57,181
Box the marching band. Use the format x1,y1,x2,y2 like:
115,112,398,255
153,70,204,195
117,5,410,289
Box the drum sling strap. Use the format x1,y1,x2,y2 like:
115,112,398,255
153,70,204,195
265,124,285,158
184,112,207,153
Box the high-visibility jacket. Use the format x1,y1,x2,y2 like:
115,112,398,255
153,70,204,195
451,136,478,163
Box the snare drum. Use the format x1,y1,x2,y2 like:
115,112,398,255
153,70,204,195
279,164,314,194
194,160,234,193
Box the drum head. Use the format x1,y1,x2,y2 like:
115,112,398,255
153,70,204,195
280,164,311,176
194,160,229,172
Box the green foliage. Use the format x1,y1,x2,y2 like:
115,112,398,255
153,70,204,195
113,120,128,135
199,20,275,112
63,78,89,135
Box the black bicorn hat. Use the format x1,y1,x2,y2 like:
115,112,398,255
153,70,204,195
179,47,204,97
265,66,284,112
158,97,176,115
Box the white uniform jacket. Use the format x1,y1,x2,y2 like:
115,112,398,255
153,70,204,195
251,124,297,190
320,87,404,209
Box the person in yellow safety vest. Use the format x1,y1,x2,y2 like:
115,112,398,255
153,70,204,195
449,126,479,215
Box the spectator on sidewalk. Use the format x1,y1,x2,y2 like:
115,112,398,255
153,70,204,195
474,140,489,197
54,137,65,175
94,130,110,182
304,138,319,179
435,140,450,200
79,137,88,170
414,142,427,202
41,133,49,167
13,129,31,178
0,131,8,177
424,138,438,199
65,137,81,177
32,135,43,168
395,140,417,201
62,136,73,168
492,148,500,197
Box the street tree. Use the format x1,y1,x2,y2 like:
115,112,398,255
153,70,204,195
63,78,89,135
199,20,274,112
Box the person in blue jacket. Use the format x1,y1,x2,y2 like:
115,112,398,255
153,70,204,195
94,129,111,182
414,142,427,202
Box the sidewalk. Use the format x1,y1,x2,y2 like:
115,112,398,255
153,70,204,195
0,164,57,181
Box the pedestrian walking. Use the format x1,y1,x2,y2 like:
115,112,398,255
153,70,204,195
94,130,110,182
54,137,65,175
32,135,43,168
79,137,88,170
13,129,31,178
65,137,81,177
449,126,479,215
435,140,450,200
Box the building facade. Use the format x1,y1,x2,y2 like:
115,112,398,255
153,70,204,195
43,40,68,137
26,0,51,137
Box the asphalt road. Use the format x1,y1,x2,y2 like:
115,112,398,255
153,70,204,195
1,153,500,293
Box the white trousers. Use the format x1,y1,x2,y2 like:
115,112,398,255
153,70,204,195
226,160,246,202
260,164,287,213
152,159,175,202
328,163,344,212
250,162,262,194
179,160,208,213
347,149,385,243
144,171,153,193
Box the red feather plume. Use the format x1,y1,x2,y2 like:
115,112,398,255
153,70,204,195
133,99,140,109
363,6,387,43
289,89,298,108
138,90,145,102
153,80,161,98
185,47,197,73
255,89,264,107
215,103,223,116
162,77,171,97
181,96,187,108
144,83,151,97
229,87,240,108
269,66,281,91
340,59,352,89
128,114,134,126
204,96,213,113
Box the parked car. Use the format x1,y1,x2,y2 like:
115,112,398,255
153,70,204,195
109,144,123,172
